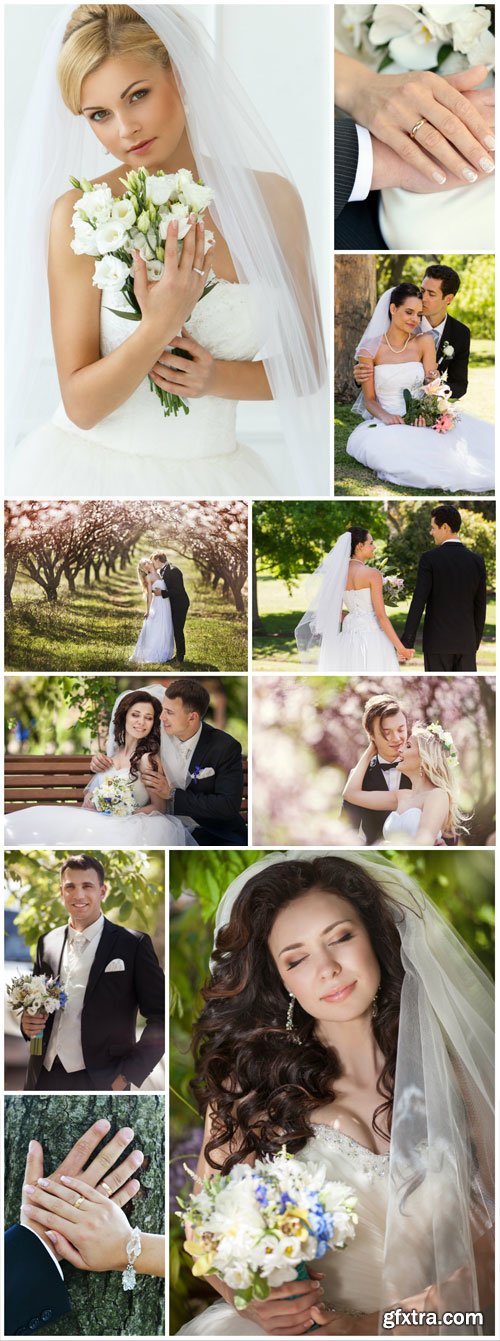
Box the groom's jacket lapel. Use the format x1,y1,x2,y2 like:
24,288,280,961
188,721,216,773
84,918,119,1002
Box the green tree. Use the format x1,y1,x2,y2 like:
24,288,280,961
4,1094,165,1336
384,503,496,591
376,255,494,340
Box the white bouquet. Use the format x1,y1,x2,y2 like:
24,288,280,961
70,167,216,417
7,972,68,1054
342,5,495,73
178,1148,357,1311
91,774,136,817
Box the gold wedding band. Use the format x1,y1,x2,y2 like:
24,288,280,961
100,1181,112,1197
74,1194,86,1209
410,119,426,139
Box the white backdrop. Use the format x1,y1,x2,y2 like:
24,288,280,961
5,2,329,447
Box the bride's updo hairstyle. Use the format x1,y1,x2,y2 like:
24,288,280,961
412,722,468,838
389,282,421,312
347,526,369,557
57,5,171,115
112,689,161,778
192,857,406,1172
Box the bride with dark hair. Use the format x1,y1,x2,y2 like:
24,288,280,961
178,851,494,1336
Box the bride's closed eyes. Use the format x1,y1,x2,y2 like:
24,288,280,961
285,929,354,971
87,88,150,122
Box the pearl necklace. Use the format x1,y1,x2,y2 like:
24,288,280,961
384,331,411,354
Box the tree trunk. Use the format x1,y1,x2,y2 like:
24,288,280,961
4,555,18,609
84,563,92,587
63,561,76,594
334,255,377,401
252,548,263,633
4,1094,165,1337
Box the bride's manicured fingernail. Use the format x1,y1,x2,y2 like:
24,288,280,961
484,135,495,150
23,1184,35,1194
462,168,478,181
432,171,446,184
479,156,494,172
37,1178,50,1187
60,1175,73,1184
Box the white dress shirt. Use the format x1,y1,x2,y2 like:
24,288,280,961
162,724,203,832
376,755,402,792
349,125,373,203
421,314,446,350
44,915,104,1072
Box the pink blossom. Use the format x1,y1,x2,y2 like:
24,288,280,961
434,413,453,433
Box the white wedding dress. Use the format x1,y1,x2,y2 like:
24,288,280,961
347,363,494,491
4,766,197,847
7,278,279,498
318,588,398,672
177,1124,457,1335
131,579,174,665
383,806,443,844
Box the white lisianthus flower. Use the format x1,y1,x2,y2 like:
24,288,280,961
112,198,137,228
94,219,129,253
170,201,190,221
145,172,178,205
182,179,214,212
71,218,101,257
176,167,195,194
146,259,164,282
44,999,58,1014
92,255,132,289
449,5,490,54
159,213,191,242
78,185,113,224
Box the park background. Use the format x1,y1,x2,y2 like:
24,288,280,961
169,846,494,1333
334,253,494,497
4,848,165,1092
4,500,248,673
252,500,495,671
5,1093,165,1336
251,675,495,847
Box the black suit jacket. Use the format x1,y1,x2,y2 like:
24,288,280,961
402,544,487,655
23,918,165,1090
172,720,247,844
5,1224,71,1335
159,563,190,619
334,115,386,250
436,313,470,400
342,758,411,846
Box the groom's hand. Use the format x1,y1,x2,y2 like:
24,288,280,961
90,753,113,774
141,763,173,801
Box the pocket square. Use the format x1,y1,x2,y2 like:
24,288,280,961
105,958,125,973
190,766,215,781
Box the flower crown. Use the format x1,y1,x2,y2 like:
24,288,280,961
421,722,459,768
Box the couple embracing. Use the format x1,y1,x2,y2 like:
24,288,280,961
345,263,493,491
132,550,189,667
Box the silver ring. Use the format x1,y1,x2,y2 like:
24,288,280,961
193,267,204,276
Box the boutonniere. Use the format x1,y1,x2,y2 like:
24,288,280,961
190,765,215,782
441,342,454,359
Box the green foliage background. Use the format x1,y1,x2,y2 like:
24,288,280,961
376,255,494,339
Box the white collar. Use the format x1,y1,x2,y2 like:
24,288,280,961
171,723,203,754
421,314,447,337
67,913,104,943
441,539,462,545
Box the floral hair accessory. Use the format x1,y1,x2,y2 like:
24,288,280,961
423,722,459,768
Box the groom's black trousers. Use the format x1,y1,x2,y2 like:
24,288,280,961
172,611,187,662
424,651,477,672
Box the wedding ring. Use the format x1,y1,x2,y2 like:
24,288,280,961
193,267,204,276
410,119,426,139
100,1181,112,1197
74,1194,86,1209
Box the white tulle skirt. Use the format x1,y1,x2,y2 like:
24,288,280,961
318,615,399,672
347,413,494,492
4,805,197,847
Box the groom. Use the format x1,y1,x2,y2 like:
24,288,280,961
151,550,190,667
354,264,470,400
341,695,411,847
402,504,487,672
20,854,165,1092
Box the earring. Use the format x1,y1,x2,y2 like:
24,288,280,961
285,993,302,1045
372,988,380,1019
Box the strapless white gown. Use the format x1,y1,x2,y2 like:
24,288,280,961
4,766,197,847
131,579,174,665
382,805,444,844
7,279,280,497
347,363,494,491
177,1124,457,1335
318,588,398,672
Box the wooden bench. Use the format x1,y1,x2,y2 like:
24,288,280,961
5,754,248,819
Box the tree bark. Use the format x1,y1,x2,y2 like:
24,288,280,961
4,555,18,609
334,255,377,401
252,548,263,633
4,1094,165,1337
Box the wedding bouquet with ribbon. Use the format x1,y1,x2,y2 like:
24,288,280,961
178,1148,357,1311
403,373,460,432
69,167,216,417
92,774,136,817
7,973,67,1054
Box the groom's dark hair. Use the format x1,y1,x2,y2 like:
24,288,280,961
363,695,407,741
165,679,210,717
152,551,168,564
60,854,106,885
423,264,460,298
431,504,461,532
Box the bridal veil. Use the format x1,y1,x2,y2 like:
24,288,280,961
294,531,351,661
6,4,329,494
212,850,494,1334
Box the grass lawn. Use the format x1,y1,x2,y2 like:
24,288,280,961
334,341,494,497
252,574,496,672
5,543,248,673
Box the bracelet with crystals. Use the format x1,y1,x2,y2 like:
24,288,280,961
122,1226,142,1290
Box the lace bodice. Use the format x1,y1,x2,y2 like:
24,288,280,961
51,277,260,461
342,588,377,622
374,361,424,416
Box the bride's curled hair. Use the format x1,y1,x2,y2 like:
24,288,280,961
192,857,405,1172
112,689,161,779
412,722,469,838
58,5,171,114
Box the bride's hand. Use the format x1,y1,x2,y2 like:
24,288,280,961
411,416,426,428
310,1304,368,1334
133,219,213,346
235,1277,325,1335
348,63,495,187
379,410,404,426
22,1176,133,1272
150,328,216,400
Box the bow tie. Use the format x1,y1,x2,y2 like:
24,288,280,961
378,760,397,771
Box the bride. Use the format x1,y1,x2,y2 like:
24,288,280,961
4,689,196,846
177,851,493,1335
131,559,174,665
343,722,468,846
5,4,328,498
346,283,494,492
295,528,413,672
